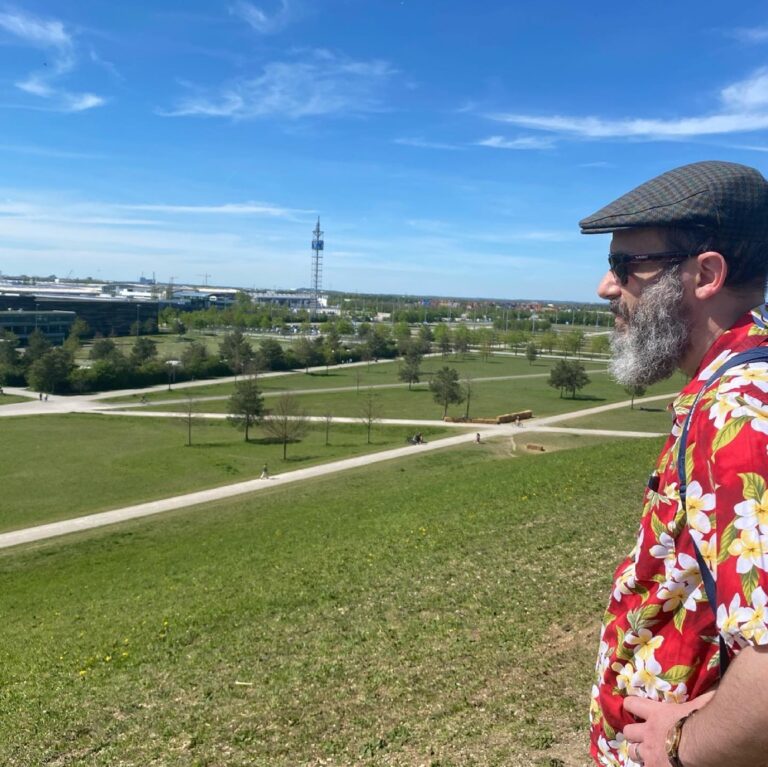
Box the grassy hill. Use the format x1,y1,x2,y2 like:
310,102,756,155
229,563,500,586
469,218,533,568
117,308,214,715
0,437,661,766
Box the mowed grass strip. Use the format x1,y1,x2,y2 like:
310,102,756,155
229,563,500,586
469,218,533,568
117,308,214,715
0,394,29,406
142,369,677,422
101,353,607,404
556,403,674,433
0,415,453,532
0,438,661,767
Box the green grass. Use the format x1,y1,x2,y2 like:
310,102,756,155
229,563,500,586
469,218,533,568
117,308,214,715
138,369,678,422
556,402,674,433
0,415,453,532
505,429,629,453
77,331,295,365
100,353,607,404
0,438,663,766
0,394,28,406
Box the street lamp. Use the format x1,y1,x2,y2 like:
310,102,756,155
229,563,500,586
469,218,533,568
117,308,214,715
166,359,180,391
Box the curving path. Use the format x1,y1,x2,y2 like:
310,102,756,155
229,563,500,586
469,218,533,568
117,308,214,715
0,370,673,550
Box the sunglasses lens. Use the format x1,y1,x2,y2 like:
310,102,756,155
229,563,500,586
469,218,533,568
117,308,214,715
608,256,629,285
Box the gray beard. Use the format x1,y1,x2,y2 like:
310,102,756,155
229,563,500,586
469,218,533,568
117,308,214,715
608,268,690,387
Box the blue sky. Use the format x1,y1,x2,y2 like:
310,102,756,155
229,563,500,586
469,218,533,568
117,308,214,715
2,2,768,301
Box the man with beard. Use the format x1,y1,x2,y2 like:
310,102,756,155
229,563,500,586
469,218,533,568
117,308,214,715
580,161,768,767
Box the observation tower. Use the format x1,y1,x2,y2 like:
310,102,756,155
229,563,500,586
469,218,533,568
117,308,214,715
310,218,324,314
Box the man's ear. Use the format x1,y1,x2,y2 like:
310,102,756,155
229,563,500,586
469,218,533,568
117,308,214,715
692,251,727,299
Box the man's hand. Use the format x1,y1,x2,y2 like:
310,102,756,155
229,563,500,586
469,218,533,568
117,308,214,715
622,693,714,767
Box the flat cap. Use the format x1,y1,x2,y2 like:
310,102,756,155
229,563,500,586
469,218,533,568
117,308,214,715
579,160,768,240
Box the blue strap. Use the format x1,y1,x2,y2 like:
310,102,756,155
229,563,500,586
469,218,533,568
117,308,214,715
676,345,768,677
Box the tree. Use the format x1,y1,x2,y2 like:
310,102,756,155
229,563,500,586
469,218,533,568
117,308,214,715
323,411,333,446
357,321,372,340
560,330,585,358
548,360,591,399
394,321,412,356
476,328,494,361
429,366,465,417
219,328,254,375
227,376,264,441
257,338,286,371
25,329,52,365
69,317,90,341
398,348,422,390
540,330,558,354
525,341,538,365
367,326,394,360
130,336,158,367
590,334,611,357
625,384,647,409
90,336,117,361
417,324,433,354
180,341,211,378
0,331,21,384
507,329,526,355
433,323,452,356
463,376,473,420
358,388,382,444
263,393,310,459
27,348,74,394
182,395,200,446
453,325,470,357
293,336,315,373
63,317,89,357
323,343,336,374
98,352,134,388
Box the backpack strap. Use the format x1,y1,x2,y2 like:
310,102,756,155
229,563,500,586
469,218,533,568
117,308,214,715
676,346,768,676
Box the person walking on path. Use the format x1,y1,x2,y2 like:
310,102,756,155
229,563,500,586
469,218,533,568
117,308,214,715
259,463,269,480
582,161,768,767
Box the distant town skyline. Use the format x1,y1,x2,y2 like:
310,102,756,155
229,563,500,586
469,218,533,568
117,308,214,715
1,1,768,301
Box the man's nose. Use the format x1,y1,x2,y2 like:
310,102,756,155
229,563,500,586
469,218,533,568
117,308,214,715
597,270,621,300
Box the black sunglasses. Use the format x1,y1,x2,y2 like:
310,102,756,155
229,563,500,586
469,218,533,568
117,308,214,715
608,251,692,285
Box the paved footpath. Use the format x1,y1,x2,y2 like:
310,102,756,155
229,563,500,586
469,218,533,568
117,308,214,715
0,429,480,550
0,376,674,550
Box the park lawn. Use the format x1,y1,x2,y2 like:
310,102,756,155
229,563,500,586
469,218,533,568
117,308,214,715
555,402,674,433
503,429,637,454
0,438,662,767
0,394,28,405
0,415,453,533
78,332,295,365
99,353,607,404
141,368,678,422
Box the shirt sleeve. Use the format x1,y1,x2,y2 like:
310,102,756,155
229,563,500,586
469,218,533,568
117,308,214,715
693,370,768,650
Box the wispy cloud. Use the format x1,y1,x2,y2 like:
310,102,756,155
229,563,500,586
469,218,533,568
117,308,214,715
394,137,463,151
230,0,293,34
117,201,311,218
161,49,395,119
0,192,314,284
730,26,768,44
0,143,106,160
0,8,105,112
476,135,556,150
488,68,768,140
0,195,311,224
726,143,768,153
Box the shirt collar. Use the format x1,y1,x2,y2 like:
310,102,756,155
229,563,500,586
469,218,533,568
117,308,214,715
671,303,768,418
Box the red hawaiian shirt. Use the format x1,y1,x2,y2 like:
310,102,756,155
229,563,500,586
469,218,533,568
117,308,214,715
590,304,768,766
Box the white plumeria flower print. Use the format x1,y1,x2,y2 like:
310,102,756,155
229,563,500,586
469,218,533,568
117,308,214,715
728,528,768,574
